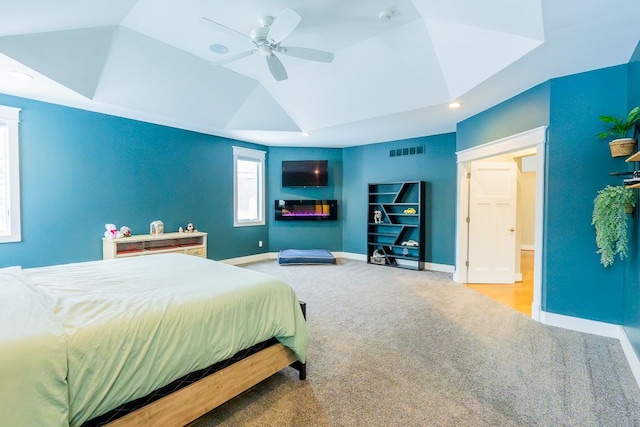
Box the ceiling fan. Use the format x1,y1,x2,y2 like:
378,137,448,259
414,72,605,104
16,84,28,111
201,8,334,81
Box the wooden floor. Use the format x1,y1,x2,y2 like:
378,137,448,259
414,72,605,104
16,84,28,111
465,250,534,316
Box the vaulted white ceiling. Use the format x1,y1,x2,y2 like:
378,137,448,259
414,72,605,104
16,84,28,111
0,0,638,147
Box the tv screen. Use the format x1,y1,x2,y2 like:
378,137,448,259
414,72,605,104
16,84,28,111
282,160,328,187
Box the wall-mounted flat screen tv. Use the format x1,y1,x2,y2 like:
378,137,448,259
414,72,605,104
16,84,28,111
282,160,328,187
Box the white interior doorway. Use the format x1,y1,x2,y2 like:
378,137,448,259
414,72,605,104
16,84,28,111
454,127,546,320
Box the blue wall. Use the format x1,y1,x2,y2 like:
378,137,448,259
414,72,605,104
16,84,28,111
545,65,629,323
456,82,551,151
0,92,454,269
0,94,268,267
267,147,343,252
342,134,457,265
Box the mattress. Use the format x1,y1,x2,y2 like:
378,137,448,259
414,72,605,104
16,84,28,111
278,249,336,265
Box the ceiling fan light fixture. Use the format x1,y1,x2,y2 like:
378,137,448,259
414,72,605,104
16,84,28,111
209,44,229,54
258,45,272,56
202,8,333,81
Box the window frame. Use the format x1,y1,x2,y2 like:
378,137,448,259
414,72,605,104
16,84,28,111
0,105,21,243
233,146,266,227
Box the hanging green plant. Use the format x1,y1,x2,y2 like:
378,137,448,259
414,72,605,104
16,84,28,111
592,185,636,267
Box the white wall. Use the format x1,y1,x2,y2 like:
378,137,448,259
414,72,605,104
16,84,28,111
519,155,536,249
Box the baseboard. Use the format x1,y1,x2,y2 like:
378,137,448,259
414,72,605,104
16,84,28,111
539,311,640,390
453,269,462,282
618,327,640,389
423,262,455,273
332,252,367,261
221,253,274,265
222,251,455,273
531,302,541,322
538,310,620,338
337,252,454,273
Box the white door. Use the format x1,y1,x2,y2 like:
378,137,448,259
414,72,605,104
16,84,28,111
467,162,517,284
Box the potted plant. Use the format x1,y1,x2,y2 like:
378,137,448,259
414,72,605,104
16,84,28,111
597,106,640,157
592,185,636,267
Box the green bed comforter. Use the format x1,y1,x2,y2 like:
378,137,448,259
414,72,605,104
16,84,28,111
0,266,69,427
19,254,308,427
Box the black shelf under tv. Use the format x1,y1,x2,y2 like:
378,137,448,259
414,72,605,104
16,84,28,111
367,182,425,270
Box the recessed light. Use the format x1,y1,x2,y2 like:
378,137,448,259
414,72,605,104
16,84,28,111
448,101,462,109
301,132,310,137
209,44,229,54
10,71,33,80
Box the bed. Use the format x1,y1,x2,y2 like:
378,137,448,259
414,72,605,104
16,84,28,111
0,254,309,427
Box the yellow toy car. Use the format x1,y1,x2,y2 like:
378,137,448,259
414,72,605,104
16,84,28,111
403,207,416,214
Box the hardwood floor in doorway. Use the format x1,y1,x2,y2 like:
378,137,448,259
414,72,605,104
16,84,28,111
465,250,534,316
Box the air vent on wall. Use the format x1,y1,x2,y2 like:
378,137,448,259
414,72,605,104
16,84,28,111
389,145,425,158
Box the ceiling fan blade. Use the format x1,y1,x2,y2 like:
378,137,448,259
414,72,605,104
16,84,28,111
266,54,288,81
267,8,301,44
200,17,250,41
277,46,334,63
213,50,255,65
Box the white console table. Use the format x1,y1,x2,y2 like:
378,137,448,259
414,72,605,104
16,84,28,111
102,231,207,260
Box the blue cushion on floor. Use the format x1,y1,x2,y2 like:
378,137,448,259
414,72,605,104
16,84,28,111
278,249,336,265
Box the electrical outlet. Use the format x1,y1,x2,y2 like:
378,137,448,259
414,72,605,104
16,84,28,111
258,240,263,248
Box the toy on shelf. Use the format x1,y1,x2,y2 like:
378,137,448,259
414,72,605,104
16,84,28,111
150,220,164,236
373,210,382,223
185,223,198,232
104,223,123,239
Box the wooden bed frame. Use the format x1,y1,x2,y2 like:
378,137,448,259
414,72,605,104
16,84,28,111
101,301,308,427
105,343,304,426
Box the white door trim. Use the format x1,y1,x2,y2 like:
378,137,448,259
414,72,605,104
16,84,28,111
454,126,547,320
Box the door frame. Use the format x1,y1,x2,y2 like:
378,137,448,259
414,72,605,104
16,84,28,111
454,126,547,320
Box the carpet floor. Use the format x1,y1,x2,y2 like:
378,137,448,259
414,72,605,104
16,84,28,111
192,259,640,426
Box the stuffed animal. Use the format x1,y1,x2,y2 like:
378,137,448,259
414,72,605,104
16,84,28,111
119,226,131,237
185,223,197,232
104,223,123,239
373,210,382,223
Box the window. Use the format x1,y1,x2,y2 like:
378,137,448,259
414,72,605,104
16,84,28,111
233,146,265,227
0,106,21,243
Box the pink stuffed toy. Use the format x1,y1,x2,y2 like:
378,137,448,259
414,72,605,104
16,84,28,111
104,223,123,239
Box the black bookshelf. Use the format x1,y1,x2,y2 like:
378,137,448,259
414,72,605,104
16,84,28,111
367,181,425,270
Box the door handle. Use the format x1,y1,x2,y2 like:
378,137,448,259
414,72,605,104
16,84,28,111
508,227,515,232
